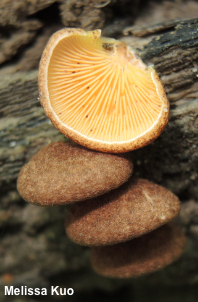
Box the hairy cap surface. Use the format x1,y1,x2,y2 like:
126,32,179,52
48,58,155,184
39,28,169,153
91,223,187,278
65,178,181,245
17,141,133,206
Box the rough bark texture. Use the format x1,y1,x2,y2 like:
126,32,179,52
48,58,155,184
1,1,198,301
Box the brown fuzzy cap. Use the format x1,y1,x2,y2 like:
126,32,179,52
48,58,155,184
90,223,187,278
65,178,181,246
17,141,133,206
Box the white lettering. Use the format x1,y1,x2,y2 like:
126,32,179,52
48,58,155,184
14,288,20,295
41,288,47,295
67,288,74,295
4,286,68,296
60,288,66,295
51,286,59,295
21,286,27,295
34,288,40,295
5,286,13,295
28,288,33,295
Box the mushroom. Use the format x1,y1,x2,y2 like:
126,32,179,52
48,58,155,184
38,28,169,153
65,178,181,246
90,223,187,278
17,141,133,206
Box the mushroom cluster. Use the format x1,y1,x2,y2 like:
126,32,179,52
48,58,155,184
17,28,186,279
17,141,186,278
65,176,186,278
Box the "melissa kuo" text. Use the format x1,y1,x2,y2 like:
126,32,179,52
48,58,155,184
4,286,74,296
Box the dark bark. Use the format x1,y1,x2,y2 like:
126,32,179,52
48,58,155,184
1,3,198,301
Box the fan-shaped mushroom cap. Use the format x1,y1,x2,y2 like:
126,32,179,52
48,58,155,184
17,141,133,206
39,28,169,153
65,178,181,246
91,223,186,278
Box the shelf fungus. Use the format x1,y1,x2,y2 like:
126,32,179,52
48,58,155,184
65,178,181,246
90,223,187,278
39,28,169,153
17,141,133,206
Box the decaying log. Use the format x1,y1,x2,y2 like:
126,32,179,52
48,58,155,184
1,18,198,196
1,16,198,297
0,71,65,190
